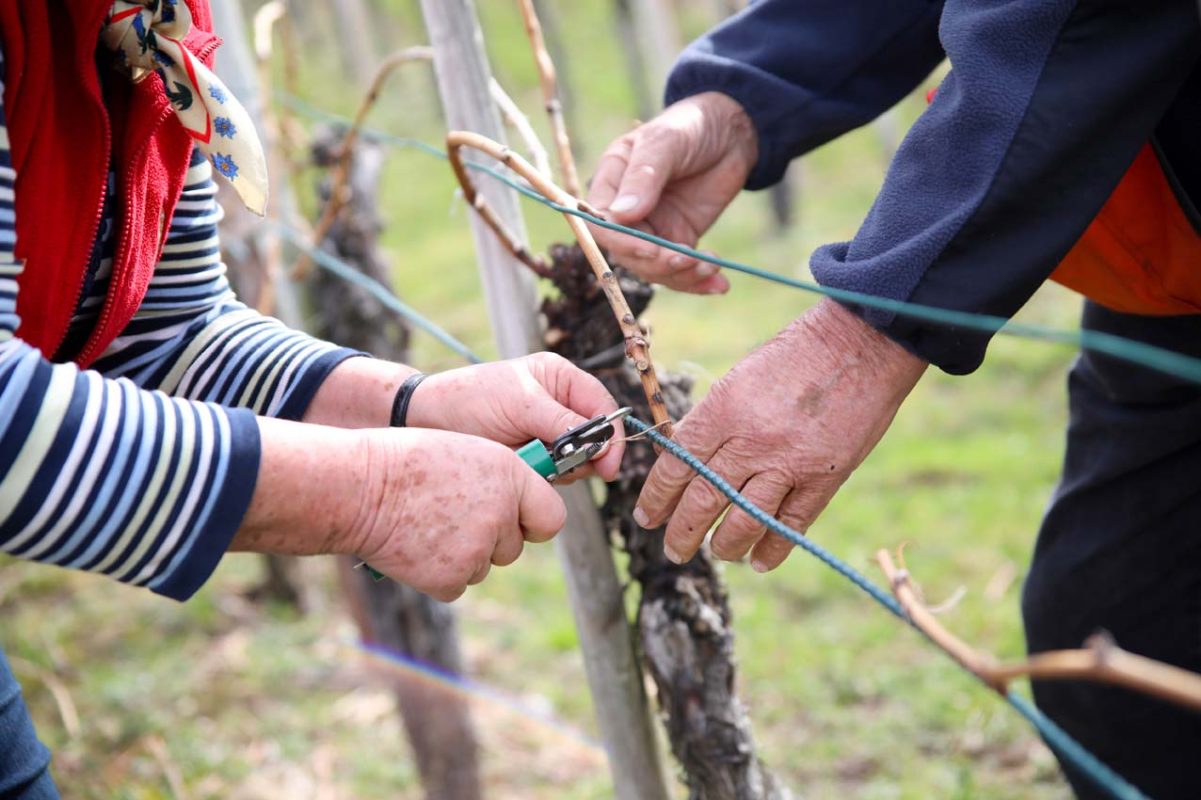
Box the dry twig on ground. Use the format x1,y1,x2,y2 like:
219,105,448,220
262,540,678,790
145,736,190,800
876,548,1201,712
9,656,80,740
446,131,674,434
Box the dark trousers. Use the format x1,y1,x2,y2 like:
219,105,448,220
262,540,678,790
1023,302,1201,799
0,647,58,799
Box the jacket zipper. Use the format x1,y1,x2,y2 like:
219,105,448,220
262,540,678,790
76,35,223,367
52,104,112,364
45,0,114,362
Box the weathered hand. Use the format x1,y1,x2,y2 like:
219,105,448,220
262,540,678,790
634,300,928,571
408,352,625,482
586,92,758,294
238,419,566,602
352,427,566,602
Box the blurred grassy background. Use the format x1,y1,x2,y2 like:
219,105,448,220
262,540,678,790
0,1,1085,797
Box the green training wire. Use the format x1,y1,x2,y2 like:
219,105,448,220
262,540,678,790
489,169,1201,386
279,92,1201,386
270,221,484,364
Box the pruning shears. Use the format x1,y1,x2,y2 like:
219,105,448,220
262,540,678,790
359,407,632,582
516,407,632,482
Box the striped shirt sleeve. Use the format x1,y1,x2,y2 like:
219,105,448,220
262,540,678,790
92,150,359,418
0,57,354,601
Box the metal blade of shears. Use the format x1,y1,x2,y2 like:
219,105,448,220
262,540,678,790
548,406,632,480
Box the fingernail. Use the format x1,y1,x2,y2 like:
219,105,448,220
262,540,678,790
696,263,716,277
609,194,639,214
664,543,684,564
751,558,770,573
669,255,692,269
633,507,651,528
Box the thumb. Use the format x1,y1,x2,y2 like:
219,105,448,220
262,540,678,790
518,355,625,478
512,458,567,542
606,129,684,222
528,391,591,446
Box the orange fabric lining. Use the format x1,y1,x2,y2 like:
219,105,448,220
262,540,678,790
1051,143,1201,316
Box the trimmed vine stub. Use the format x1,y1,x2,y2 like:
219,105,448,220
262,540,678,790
446,130,674,436
543,244,792,800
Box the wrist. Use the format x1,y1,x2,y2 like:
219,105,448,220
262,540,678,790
303,358,420,429
797,299,929,390
693,91,759,177
233,418,372,557
341,427,407,560
402,371,439,430
403,367,469,431
389,372,429,428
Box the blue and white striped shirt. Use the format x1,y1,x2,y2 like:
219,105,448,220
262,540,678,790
0,55,357,601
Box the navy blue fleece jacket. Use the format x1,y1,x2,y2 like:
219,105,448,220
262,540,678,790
666,0,1201,373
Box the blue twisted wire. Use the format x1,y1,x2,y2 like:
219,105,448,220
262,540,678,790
626,416,1150,800
628,417,908,619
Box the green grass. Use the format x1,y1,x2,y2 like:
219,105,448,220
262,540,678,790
0,2,1085,797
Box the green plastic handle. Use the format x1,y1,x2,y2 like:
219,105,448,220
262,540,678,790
517,439,558,481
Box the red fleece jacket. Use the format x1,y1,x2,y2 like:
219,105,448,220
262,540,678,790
0,0,219,366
